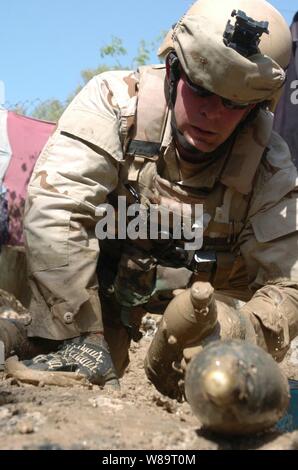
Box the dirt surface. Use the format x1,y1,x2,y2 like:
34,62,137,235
1,290,298,451
1,330,298,451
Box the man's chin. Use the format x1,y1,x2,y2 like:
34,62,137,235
186,135,219,153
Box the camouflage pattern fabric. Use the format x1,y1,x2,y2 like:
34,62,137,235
23,65,298,363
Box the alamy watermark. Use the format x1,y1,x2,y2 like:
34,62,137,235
290,80,298,105
95,196,204,251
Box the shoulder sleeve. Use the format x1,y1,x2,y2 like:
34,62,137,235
58,70,138,162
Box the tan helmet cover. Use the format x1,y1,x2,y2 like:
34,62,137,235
159,0,292,106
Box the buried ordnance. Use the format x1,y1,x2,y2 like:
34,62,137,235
185,339,290,435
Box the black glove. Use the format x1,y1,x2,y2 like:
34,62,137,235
23,333,119,389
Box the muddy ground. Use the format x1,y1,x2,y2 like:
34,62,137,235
1,326,298,451
1,290,298,451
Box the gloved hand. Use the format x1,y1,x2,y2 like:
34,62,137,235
23,333,120,389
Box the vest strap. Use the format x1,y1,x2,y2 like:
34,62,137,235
126,140,161,158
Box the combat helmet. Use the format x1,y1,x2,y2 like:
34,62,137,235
159,0,292,110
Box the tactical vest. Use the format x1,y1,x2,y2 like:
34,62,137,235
98,65,274,316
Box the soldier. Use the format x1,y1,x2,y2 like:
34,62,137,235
22,0,298,397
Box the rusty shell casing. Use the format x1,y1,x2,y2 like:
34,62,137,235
159,282,218,346
185,339,290,435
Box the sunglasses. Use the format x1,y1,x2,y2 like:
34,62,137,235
184,74,251,110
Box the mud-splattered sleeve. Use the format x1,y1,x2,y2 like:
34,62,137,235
237,134,298,356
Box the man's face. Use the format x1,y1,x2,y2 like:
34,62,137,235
174,73,255,153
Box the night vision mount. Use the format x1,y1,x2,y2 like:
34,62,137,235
223,9,269,57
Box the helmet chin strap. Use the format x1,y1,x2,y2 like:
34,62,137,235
167,52,180,106
171,114,205,159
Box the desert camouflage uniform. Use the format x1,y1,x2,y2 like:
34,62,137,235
24,65,298,375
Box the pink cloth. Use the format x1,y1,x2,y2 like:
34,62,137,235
3,112,55,245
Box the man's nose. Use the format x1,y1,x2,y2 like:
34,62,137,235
199,94,225,118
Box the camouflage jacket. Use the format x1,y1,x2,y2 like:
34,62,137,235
24,66,298,352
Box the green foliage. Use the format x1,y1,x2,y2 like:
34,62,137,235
133,40,151,67
31,99,65,122
80,65,111,84
100,36,127,63
29,32,166,122
12,104,28,116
